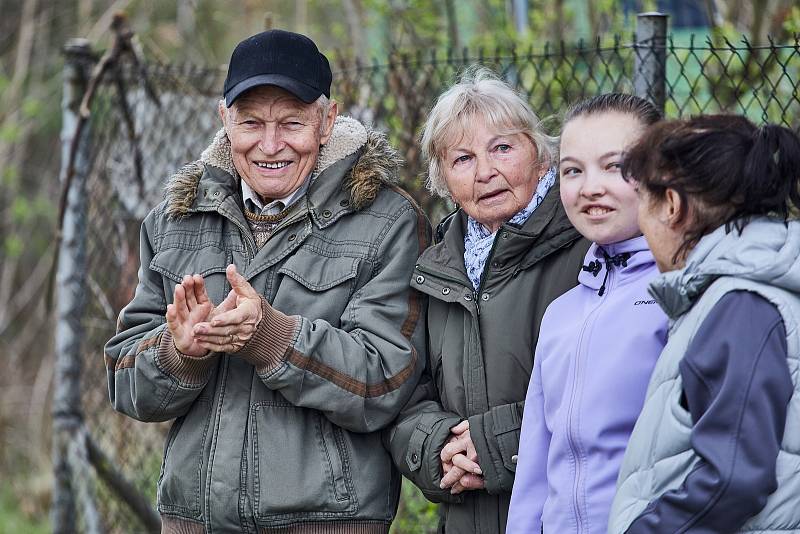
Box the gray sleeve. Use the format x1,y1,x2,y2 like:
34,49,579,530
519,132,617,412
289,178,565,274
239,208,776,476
104,212,218,422
626,291,792,534
237,205,431,434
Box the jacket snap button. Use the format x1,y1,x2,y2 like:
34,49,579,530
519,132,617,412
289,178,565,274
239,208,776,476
511,454,518,464
481,293,489,301
288,234,296,242
501,232,509,239
464,294,472,301
322,209,332,218
441,287,450,295
411,453,419,463
213,191,220,197
339,199,350,207
416,275,425,284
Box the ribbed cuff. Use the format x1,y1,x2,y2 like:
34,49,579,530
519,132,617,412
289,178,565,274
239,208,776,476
161,515,205,533
236,297,299,375
156,330,217,385
258,521,390,534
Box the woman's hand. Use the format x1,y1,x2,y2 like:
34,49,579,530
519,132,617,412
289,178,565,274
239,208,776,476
440,420,485,494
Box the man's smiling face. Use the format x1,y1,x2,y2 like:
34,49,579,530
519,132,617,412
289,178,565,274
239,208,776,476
221,85,337,202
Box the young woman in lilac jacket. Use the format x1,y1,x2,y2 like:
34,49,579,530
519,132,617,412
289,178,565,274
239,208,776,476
505,94,668,534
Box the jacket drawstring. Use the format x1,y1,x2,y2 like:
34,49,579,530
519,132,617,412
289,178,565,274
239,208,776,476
582,250,632,296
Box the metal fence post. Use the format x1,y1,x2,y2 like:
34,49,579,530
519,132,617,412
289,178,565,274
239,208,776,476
634,12,669,113
52,38,95,534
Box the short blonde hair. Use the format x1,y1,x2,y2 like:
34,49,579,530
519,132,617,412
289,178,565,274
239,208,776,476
421,67,556,198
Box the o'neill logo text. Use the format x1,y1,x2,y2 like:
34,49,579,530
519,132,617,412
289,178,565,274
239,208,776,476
634,299,657,306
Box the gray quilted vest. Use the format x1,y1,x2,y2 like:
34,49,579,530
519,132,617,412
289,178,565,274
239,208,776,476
608,219,800,534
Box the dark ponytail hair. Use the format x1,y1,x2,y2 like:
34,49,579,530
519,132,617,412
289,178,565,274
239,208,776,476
563,93,662,128
622,114,800,263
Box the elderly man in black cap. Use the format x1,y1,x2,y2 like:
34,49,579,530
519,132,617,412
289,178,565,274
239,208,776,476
105,29,429,534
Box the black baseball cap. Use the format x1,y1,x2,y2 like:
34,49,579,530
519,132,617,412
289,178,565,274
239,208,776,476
223,29,332,107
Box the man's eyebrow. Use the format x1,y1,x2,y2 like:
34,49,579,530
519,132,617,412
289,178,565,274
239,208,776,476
231,103,259,117
232,109,313,125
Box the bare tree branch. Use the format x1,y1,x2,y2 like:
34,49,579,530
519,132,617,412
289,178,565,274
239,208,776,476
342,0,365,61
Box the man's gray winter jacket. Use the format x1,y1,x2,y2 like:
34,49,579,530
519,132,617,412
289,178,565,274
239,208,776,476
105,116,429,534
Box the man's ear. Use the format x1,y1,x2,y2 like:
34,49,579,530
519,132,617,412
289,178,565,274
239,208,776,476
664,187,683,227
218,100,229,130
320,100,339,145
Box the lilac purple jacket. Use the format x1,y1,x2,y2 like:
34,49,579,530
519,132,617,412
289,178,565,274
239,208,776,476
506,236,667,534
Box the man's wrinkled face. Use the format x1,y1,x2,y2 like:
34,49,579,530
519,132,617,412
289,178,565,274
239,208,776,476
220,85,337,202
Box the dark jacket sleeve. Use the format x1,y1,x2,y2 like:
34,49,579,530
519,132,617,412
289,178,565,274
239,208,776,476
626,291,792,534
467,400,524,495
384,369,464,504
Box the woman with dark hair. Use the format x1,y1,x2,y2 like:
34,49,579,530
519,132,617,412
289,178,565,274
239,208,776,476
506,93,668,534
609,115,800,533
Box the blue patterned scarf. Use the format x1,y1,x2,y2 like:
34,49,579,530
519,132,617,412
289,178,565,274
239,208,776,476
463,168,556,290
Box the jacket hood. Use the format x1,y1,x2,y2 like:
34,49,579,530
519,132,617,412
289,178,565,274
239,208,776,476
165,115,401,219
650,217,800,318
578,235,654,291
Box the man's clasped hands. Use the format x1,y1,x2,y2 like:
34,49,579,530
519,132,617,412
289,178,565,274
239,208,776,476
166,264,263,357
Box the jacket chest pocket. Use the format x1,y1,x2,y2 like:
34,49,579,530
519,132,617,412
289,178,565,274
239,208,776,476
271,250,362,326
249,402,356,524
150,248,230,306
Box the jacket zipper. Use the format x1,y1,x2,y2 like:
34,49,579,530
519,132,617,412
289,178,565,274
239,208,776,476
565,263,617,533
203,203,257,525
472,229,506,315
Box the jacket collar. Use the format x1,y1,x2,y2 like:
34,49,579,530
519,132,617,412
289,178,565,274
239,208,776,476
649,218,800,319
578,235,654,291
419,180,582,282
164,116,401,220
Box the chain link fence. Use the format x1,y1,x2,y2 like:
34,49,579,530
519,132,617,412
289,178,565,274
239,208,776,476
55,19,800,533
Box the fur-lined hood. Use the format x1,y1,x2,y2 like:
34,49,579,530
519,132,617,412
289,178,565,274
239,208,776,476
165,116,401,219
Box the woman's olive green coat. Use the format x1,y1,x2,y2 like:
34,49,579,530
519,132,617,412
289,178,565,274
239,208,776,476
387,181,590,534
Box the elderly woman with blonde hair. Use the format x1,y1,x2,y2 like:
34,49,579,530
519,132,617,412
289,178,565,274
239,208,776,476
387,68,589,534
